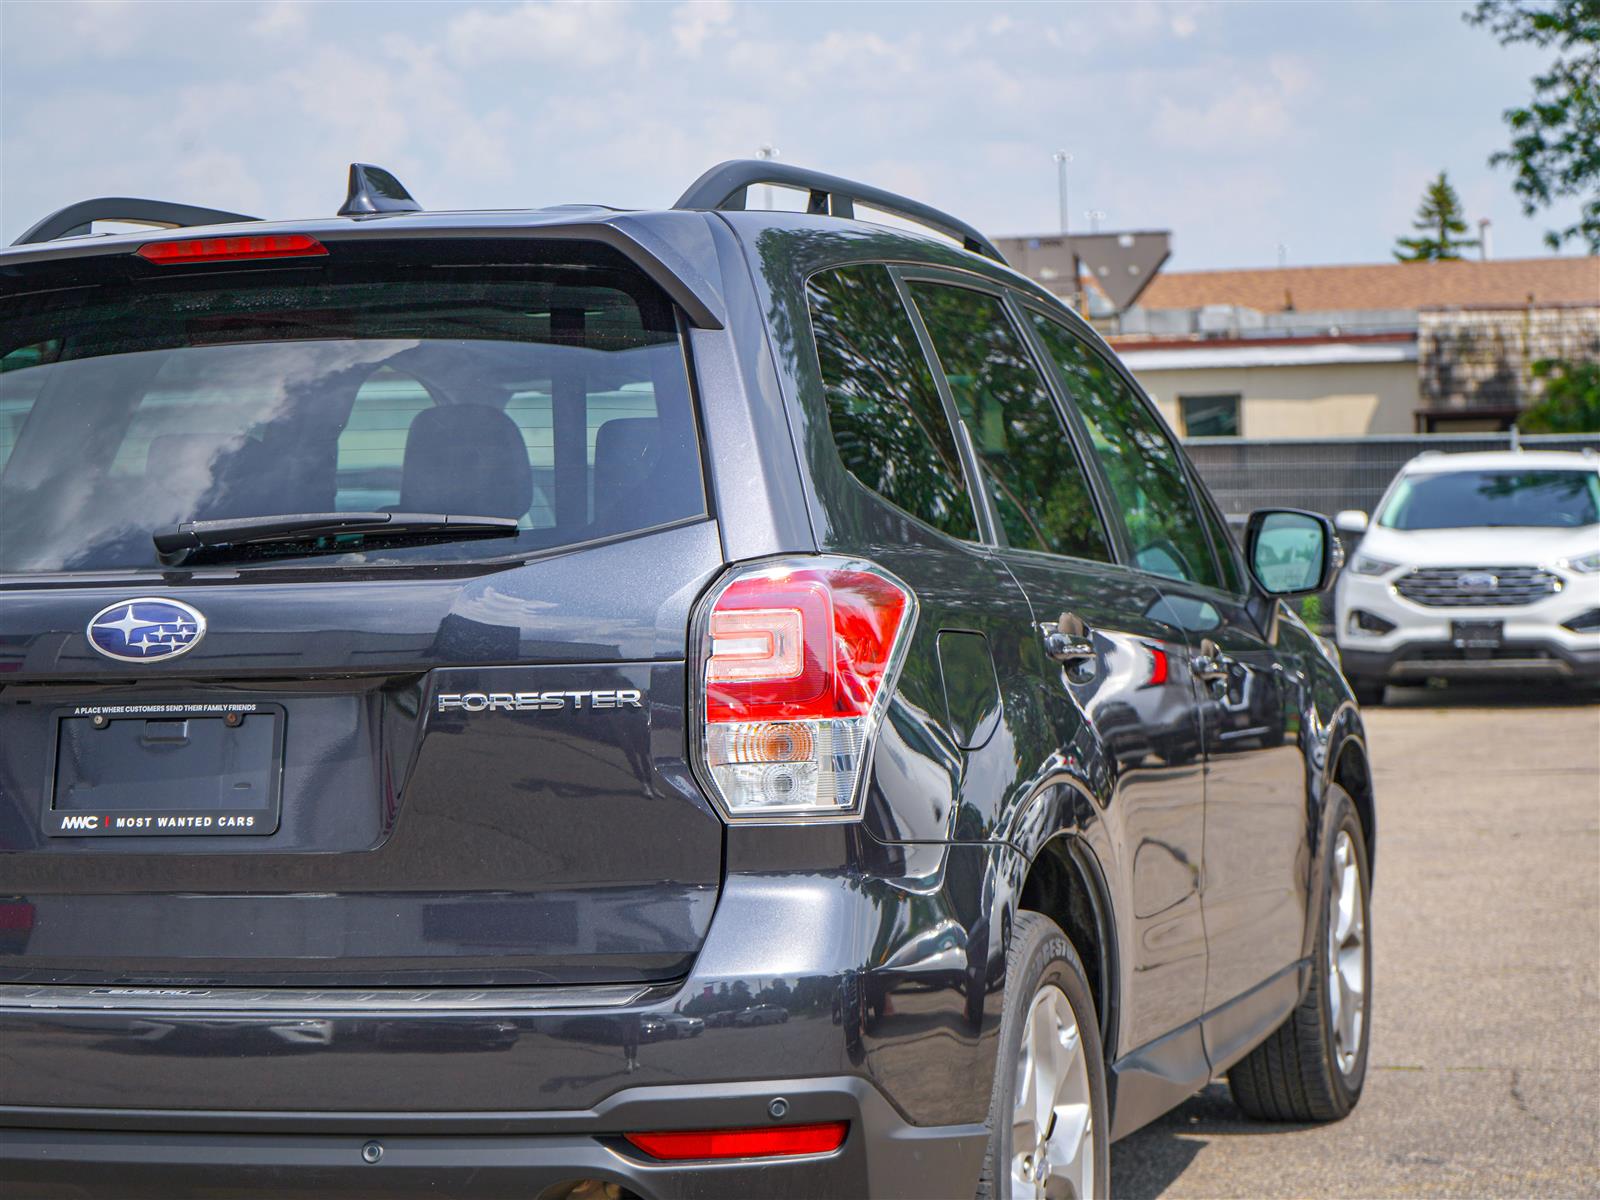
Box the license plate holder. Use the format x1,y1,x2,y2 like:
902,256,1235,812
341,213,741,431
47,702,284,837
1450,620,1504,650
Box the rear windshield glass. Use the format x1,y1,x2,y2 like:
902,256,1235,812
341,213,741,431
1378,469,1600,530
0,244,705,574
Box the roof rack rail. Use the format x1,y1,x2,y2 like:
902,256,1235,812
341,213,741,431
674,159,1006,264
12,199,258,248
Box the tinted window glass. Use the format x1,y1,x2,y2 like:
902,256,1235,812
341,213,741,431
807,265,978,541
1195,487,1246,594
1378,469,1600,529
1029,313,1221,588
0,254,704,573
907,283,1110,562
0,342,53,475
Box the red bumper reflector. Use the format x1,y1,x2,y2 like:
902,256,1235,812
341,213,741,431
137,233,328,264
623,1121,848,1161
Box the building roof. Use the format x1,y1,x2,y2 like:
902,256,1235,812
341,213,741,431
1137,256,1599,313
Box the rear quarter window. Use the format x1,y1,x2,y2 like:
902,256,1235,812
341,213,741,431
806,264,979,542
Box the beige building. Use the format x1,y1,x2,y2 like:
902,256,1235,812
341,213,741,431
1021,256,1600,437
1118,339,1420,437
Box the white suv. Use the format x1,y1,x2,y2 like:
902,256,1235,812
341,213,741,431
1334,449,1600,704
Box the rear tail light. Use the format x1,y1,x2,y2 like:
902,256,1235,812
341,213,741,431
136,233,328,265
1140,643,1170,687
624,1121,849,1161
693,557,917,821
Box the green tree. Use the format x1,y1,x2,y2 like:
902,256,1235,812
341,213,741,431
1393,171,1481,261
1466,0,1600,253
1519,358,1600,431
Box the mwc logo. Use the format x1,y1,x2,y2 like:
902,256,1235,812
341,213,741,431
59,814,102,830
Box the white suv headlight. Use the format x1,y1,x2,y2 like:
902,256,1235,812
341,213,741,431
1351,555,1400,576
1559,550,1600,574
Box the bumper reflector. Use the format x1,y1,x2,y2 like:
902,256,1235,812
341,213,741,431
623,1120,849,1161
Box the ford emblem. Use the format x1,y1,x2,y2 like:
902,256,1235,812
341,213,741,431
86,598,207,663
1456,572,1499,591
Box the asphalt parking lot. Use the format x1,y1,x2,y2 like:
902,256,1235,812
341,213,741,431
1113,684,1600,1199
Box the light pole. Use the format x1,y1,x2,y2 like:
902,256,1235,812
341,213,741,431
1085,209,1106,234
757,144,779,210
1053,150,1072,235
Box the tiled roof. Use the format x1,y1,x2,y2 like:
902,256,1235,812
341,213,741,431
1136,256,1599,312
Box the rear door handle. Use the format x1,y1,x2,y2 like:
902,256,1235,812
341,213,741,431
1192,637,1235,682
1041,611,1096,663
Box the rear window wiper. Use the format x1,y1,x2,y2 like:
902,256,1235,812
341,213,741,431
153,512,521,566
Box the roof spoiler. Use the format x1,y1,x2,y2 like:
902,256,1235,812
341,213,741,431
675,159,1007,264
12,199,259,247
12,159,425,246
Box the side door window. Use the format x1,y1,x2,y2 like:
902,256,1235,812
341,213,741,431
907,282,1205,1044
905,282,1111,563
1027,312,1221,589
807,265,979,541
1194,483,1247,596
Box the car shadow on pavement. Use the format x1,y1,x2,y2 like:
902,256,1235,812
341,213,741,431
1381,681,1598,708
1110,1083,1316,1200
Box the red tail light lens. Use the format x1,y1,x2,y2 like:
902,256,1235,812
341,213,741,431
624,1121,849,1161
137,234,328,265
695,558,917,820
1142,643,1170,687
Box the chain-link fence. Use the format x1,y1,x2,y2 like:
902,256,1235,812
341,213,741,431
1185,433,1600,521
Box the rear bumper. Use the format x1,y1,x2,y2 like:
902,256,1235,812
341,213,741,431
0,1077,985,1200
0,838,1009,1198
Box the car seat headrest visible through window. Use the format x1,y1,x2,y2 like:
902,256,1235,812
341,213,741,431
399,404,532,520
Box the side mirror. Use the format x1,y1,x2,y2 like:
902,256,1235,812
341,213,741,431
1245,509,1341,597
1333,509,1369,535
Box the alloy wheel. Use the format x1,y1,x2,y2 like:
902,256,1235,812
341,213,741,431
1010,984,1095,1200
1327,828,1367,1077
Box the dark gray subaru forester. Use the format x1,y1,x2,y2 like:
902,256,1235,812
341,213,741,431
0,162,1376,1199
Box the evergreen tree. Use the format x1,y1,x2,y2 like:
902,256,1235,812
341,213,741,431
1394,172,1482,261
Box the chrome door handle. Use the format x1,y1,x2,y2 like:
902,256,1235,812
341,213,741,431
1041,612,1096,663
1192,637,1234,682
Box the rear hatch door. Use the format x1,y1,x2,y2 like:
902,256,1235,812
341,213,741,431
0,234,724,988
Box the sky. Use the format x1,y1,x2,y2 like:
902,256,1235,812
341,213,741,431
0,0,1590,271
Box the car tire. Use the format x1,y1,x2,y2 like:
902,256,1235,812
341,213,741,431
977,910,1109,1200
1229,786,1372,1122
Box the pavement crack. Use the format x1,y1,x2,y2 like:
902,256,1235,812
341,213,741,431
1508,1068,1541,1121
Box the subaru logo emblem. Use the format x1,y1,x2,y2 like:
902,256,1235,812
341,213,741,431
1456,572,1499,591
86,598,206,663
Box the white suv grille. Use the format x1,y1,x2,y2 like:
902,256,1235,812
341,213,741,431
1395,566,1561,608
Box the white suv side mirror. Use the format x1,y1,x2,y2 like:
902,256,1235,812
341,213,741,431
1334,509,1369,535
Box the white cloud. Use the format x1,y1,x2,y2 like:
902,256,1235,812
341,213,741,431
249,0,308,39
444,1,634,68
670,0,733,55
806,30,922,81
1150,57,1316,153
